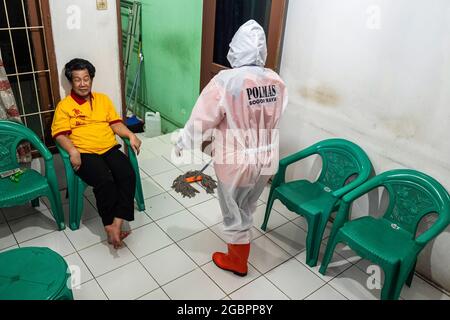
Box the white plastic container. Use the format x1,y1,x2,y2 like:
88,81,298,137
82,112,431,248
145,112,161,138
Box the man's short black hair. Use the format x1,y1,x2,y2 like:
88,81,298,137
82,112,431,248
64,58,96,82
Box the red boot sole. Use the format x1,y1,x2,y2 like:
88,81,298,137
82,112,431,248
212,258,247,277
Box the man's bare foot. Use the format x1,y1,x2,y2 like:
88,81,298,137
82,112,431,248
105,223,122,249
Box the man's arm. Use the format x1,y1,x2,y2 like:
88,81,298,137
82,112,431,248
55,134,82,171
110,122,142,155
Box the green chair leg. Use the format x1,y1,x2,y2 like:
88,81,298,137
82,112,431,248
319,233,341,275
405,260,416,287
261,190,277,231
309,214,330,267
381,263,399,300
391,260,417,300
45,190,65,231
134,173,145,211
305,214,320,267
68,175,79,231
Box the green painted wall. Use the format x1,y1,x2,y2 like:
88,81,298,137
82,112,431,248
123,0,203,133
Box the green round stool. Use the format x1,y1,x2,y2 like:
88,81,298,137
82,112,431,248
0,247,73,300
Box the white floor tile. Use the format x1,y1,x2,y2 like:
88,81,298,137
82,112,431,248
9,210,58,243
151,168,183,191
142,138,174,157
72,279,107,300
156,210,206,242
138,288,170,300
140,156,176,176
2,200,49,221
292,217,332,240
0,223,16,250
230,277,289,300
168,149,201,168
169,189,214,209
189,199,223,227
78,241,136,277
64,252,94,285
140,244,197,285
322,240,362,264
258,185,272,203
124,223,173,258
41,190,70,207
144,193,185,221
128,211,153,230
328,265,382,300
248,236,291,274
355,259,385,285
97,261,159,300
64,217,107,251
178,229,226,266
253,205,289,233
0,244,18,253
305,284,347,300
19,231,75,257
157,133,174,145
136,148,157,162
296,243,353,282
272,200,300,220
202,261,261,295
266,259,325,300
401,276,450,300
163,269,225,300
62,199,98,223
266,222,308,256
141,177,165,199
85,194,97,210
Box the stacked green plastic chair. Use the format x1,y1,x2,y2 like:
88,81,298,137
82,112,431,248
319,169,450,300
56,138,145,230
0,120,65,230
0,247,73,300
261,139,373,267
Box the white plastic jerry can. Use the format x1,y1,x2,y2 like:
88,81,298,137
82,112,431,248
145,112,162,138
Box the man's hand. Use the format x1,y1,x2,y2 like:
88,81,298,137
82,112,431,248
69,149,82,172
129,134,142,155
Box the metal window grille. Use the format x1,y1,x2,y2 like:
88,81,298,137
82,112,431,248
0,0,57,148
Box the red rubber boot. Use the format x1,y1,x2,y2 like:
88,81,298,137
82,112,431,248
212,243,250,277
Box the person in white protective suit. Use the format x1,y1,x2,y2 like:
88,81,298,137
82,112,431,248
175,20,288,276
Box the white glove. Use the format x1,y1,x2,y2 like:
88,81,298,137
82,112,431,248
174,144,183,157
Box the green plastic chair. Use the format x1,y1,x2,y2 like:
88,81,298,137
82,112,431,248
0,247,73,300
56,138,145,231
319,169,450,300
261,138,373,267
0,120,65,230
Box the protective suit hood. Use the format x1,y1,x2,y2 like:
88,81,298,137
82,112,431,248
227,20,267,68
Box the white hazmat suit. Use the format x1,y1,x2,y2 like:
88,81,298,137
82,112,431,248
177,20,287,274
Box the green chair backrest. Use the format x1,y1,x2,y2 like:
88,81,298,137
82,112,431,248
313,139,372,194
0,120,51,172
373,170,450,242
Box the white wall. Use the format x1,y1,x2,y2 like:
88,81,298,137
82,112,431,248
49,0,122,114
279,0,450,292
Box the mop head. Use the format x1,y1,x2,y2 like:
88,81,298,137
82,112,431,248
172,171,218,198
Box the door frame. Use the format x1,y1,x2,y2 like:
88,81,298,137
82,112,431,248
200,0,288,91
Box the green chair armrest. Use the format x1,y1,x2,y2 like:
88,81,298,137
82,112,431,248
274,146,317,187
333,167,372,199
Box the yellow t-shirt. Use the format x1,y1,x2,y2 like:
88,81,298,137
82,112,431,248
51,92,122,154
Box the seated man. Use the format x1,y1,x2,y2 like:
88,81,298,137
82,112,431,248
52,58,141,249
